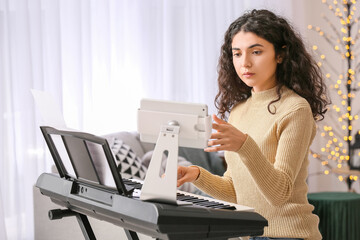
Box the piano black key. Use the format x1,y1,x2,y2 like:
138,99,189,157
185,198,208,204
217,205,237,210
176,195,195,201
195,201,221,207
179,195,236,210
176,195,203,202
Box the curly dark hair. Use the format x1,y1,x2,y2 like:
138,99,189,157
215,9,330,121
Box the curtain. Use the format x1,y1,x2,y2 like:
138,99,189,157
0,0,303,239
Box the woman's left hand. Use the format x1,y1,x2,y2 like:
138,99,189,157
204,114,247,152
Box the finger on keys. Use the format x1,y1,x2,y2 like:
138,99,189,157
177,166,188,187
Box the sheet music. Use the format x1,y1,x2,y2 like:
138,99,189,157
32,90,119,188
31,89,76,176
31,89,67,129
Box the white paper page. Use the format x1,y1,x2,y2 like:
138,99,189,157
31,89,115,185
31,89,67,129
31,89,77,176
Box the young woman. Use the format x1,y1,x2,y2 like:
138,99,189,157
177,9,329,240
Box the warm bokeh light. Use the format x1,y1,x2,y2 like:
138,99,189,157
311,0,360,187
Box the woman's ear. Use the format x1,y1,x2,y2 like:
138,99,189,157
277,46,286,64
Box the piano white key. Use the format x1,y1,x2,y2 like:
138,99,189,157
176,189,254,212
129,178,254,212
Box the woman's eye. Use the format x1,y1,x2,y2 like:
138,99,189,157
233,52,241,57
253,50,262,55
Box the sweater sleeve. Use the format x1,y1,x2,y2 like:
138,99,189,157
236,106,315,206
192,167,237,203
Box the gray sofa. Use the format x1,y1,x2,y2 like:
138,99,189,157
33,131,225,239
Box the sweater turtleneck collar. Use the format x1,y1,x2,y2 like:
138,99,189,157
250,85,285,103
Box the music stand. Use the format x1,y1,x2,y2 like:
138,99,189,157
39,126,139,240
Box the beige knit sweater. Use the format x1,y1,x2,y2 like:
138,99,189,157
193,86,322,240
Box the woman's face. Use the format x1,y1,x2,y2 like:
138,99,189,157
231,31,281,92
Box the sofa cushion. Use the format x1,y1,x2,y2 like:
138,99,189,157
103,131,147,158
111,138,147,180
178,147,225,176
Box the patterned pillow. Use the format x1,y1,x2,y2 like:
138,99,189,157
110,138,147,180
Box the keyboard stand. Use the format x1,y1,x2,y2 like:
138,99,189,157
48,208,140,240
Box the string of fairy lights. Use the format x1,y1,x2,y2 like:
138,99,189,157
307,0,360,188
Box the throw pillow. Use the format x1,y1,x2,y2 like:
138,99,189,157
110,138,147,180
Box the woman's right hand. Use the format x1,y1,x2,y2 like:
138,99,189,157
177,165,200,187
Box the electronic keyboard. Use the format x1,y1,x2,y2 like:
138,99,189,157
37,126,267,239
37,173,267,240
